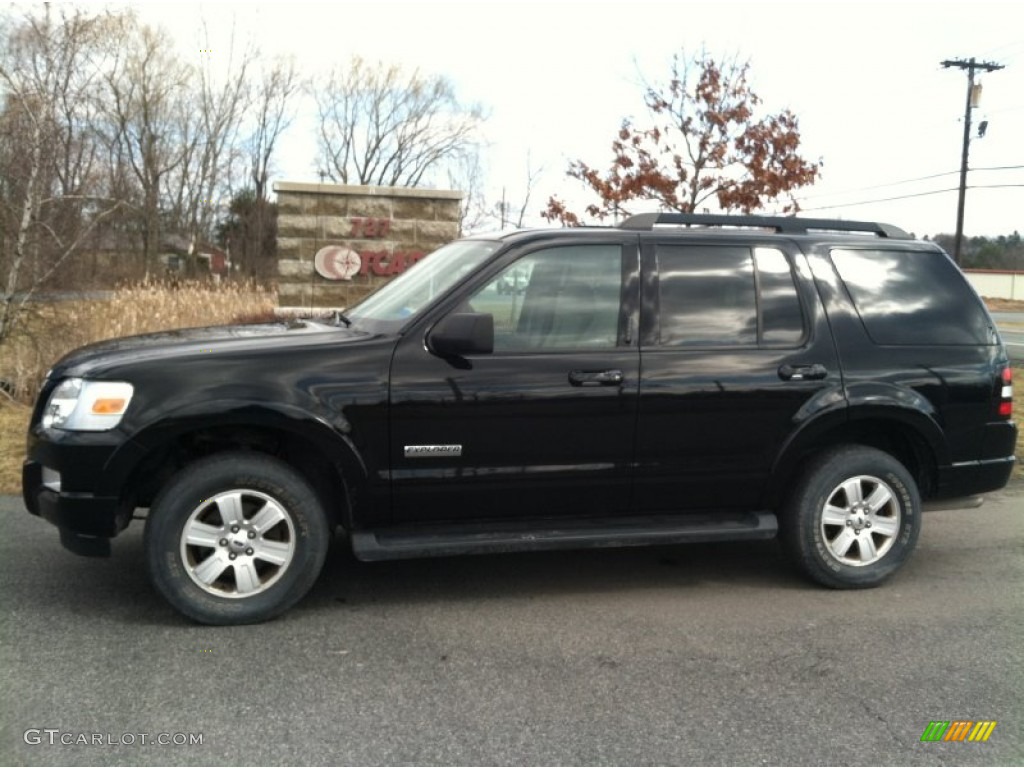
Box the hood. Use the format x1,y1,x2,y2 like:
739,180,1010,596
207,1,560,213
50,319,370,379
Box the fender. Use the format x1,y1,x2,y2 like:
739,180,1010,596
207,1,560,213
766,381,948,507
843,381,949,466
96,398,371,515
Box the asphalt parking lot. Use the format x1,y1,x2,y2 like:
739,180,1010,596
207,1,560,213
1,484,1021,767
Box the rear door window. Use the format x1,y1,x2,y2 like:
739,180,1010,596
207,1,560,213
654,245,804,347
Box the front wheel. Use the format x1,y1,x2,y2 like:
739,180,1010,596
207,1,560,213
782,446,921,589
144,452,331,624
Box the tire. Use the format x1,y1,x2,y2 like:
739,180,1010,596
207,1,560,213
782,445,921,589
144,452,331,625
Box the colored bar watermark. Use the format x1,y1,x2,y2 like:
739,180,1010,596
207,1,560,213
920,720,997,742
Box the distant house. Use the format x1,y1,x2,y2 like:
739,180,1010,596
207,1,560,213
160,235,231,278
195,244,230,278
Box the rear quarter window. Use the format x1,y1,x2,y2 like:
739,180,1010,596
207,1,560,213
830,248,991,345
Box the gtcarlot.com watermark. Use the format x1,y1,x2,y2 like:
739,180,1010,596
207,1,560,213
24,729,203,747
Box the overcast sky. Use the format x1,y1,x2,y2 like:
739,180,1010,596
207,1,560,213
133,0,1024,237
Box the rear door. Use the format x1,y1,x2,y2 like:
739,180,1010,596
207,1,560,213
634,238,843,512
388,236,641,523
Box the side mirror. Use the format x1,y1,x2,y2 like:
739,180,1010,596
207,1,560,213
429,313,494,357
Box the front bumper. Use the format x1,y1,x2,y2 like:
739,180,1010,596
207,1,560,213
22,425,138,556
23,460,124,537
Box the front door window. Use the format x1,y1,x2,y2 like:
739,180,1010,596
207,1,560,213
466,245,623,352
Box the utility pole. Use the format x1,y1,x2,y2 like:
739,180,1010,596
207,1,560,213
941,57,1004,264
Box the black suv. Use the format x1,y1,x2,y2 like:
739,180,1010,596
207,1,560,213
22,213,1017,624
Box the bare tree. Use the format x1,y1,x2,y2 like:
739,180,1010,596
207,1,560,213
508,153,542,229
101,16,193,274
169,20,255,254
313,57,483,187
249,56,300,203
455,153,543,235
0,6,126,341
447,149,487,236
233,56,301,276
1,6,288,312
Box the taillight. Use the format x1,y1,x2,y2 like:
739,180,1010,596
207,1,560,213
997,367,1013,418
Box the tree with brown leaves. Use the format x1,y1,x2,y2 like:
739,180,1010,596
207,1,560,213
544,52,821,225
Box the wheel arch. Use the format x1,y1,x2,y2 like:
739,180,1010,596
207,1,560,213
767,404,947,509
109,401,366,529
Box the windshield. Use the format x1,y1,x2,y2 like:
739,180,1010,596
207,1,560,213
347,239,499,332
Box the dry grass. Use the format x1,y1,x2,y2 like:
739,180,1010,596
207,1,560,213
984,297,1024,312
0,280,275,494
1015,370,1024,479
0,280,276,402
0,398,31,494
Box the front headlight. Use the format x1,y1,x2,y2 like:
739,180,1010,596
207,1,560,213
42,378,134,431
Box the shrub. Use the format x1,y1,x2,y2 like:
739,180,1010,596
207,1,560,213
0,280,276,402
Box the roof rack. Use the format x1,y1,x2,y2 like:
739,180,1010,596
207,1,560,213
618,212,912,239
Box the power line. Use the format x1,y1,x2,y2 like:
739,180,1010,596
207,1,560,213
799,187,959,211
979,40,1024,61
798,182,1023,212
969,183,1024,190
800,164,1024,202
982,104,1024,115
801,171,960,200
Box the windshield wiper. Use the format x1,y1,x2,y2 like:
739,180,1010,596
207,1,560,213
332,310,352,327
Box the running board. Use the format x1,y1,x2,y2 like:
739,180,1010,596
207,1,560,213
351,512,778,562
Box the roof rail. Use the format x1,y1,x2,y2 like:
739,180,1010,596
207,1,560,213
618,212,912,239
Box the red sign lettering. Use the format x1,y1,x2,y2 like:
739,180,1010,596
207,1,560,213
349,217,391,239
356,249,425,277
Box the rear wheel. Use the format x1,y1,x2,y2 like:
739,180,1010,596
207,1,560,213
782,445,921,588
145,452,331,624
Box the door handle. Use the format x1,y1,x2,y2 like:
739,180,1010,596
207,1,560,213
569,369,624,387
778,363,828,381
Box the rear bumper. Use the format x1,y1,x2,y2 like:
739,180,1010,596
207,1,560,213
931,417,1017,502
934,455,1016,501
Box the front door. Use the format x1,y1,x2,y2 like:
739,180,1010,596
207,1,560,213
389,239,640,523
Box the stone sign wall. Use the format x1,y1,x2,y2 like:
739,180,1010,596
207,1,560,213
273,181,463,308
